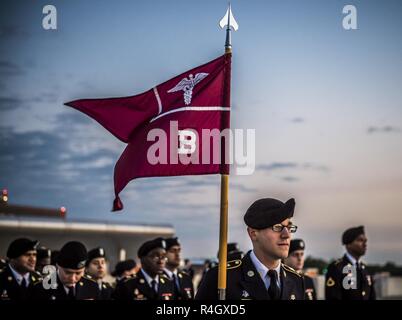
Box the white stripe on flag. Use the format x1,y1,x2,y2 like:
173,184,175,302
150,106,230,123
153,87,163,115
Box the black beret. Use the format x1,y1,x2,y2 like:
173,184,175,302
217,243,243,260
111,259,136,277
137,237,166,258
86,247,106,266
289,239,305,254
7,238,39,259
227,242,243,260
57,241,87,269
37,246,51,260
244,198,296,229
165,237,180,250
227,242,240,254
342,226,365,245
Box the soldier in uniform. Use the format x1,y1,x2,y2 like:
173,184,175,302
0,238,42,300
33,241,99,300
325,226,376,300
283,239,317,300
163,237,194,299
113,237,175,300
85,247,113,300
196,198,305,300
111,259,137,285
36,246,51,275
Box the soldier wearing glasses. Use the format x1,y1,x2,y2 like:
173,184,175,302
113,237,175,300
196,198,305,300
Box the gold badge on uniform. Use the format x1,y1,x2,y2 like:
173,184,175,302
326,277,335,287
178,273,183,278
160,278,165,284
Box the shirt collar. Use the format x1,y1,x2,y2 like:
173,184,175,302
163,268,177,280
140,269,159,287
345,252,360,266
8,264,30,285
250,250,281,279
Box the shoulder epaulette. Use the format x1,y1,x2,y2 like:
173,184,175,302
334,258,343,266
282,264,302,277
123,274,136,283
227,259,242,270
31,273,42,284
82,274,97,283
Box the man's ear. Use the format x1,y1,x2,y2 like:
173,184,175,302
247,227,258,241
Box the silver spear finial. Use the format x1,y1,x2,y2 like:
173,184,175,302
219,3,239,51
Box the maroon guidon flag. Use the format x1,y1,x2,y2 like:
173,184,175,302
65,54,231,211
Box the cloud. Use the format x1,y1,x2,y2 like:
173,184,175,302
0,127,118,212
257,162,298,171
0,61,23,76
281,176,299,182
0,97,24,111
367,126,401,134
291,117,304,123
0,25,30,38
257,162,329,173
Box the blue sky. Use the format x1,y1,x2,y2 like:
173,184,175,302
1,0,401,264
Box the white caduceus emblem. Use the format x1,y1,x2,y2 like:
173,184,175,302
167,73,209,105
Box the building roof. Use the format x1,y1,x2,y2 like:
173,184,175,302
0,215,174,235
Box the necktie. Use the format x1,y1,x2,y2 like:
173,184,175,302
19,277,28,300
356,261,364,290
172,274,181,298
267,270,280,300
20,277,27,288
151,280,158,294
67,287,75,300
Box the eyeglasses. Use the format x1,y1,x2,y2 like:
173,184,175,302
146,254,167,262
271,224,298,233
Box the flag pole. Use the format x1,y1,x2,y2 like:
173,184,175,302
217,3,237,301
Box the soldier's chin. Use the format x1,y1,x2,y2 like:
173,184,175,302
25,265,35,272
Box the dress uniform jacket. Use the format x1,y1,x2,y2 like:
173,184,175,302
0,265,42,300
113,269,175,300
98,280,114,300
163,269,194,300
196,251,305,300
325,254,376,300
303,274,317,300
32,273,100,300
